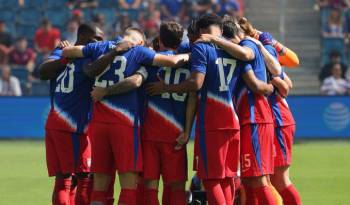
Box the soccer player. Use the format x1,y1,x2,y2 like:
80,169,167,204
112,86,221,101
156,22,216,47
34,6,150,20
147,14,246,205
140,21,190,205
39,24,104,205
258,32,302,205
62,27,189,205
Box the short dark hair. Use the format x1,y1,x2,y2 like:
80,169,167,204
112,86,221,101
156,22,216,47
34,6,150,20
187,19,198,36
222,15,240,39
196,13,222,31
77,23,96,36
159,21,184,49
16,37,26,42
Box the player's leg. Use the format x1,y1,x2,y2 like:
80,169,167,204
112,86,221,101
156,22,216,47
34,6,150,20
195,131,228,204
271,126,301,205
142,140,161,205
113,124,143,205
106,173,116,205
75,133,93,205
47,129,78,205
89,122,115,205
240,124,276,205
161,142,188,205
162,183,171,205
70,175,77,205
223,130,241,205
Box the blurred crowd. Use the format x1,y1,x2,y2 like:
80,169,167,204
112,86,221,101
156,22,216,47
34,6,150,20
315,0,350,95
0,0,245,96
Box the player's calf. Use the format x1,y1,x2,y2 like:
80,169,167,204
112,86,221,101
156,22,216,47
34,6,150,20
144,179,160,205
75,172,92,205
90,173,112,205
169,181,187,205
118,172,139,205
53,173,73,205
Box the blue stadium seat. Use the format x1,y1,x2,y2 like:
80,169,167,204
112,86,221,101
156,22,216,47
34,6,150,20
94,8,117,23
0,0,19,9
11,68,29,82
47,0,68,9
99,0,116,8
17,9,42,26
45,8,69,28
0,10,16,22
22,0,47,9
31,81,50,96
16,24,37,39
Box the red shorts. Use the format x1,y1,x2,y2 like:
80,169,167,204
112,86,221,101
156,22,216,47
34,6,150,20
194,129,240,179
142,140,187,183
274,125,295,167
45,129,91,177
89,122,142,174
240,123,274,177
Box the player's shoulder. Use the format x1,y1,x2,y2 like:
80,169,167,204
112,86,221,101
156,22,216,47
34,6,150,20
239,39,257,48
177,41,191,54
158,50,176,56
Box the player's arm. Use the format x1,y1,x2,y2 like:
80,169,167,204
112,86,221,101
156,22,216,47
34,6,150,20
175,92,197,150
84,41,136,78
243,70,274,95
152,53,190,68
270,76,289,97
39,58,67,80
247,36,281,76
90,69,147,102
196,34,255,61
283,72,293,89
62,46,85,58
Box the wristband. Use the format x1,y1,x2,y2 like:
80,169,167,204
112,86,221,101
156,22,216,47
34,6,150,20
60,58,69,65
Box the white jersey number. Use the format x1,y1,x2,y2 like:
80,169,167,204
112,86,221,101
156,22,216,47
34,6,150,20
94,56,127,87
216,58,236,91
56,63,75,93
160,68,190,102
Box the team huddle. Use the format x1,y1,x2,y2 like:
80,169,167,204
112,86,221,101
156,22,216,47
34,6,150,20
40,13,301,205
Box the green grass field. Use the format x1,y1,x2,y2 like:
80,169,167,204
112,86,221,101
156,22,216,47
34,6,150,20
1,140,350,205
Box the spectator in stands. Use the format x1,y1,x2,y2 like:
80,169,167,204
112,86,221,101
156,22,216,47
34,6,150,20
0,21,13,64
322,8,346,65
0,65,22,96
214,0,240,16
66,0,98,9
63,20,79,45
160,0,187,22
321,63,350,95
8,37,36,72
191,0,215,18
319,50,348,81
70,9,85,25
118,0,142,20
112,12,138,37
34,19,61,55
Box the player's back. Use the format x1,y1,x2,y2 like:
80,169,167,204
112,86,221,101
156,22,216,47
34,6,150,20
46,48,94,134
142,50,191,142
191,42,240,132
234,39,273,125
86,44,155,127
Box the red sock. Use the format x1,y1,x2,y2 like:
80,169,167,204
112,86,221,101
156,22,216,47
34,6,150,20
279,184,301,205
144,188,159,205
106,176,115,205
118,189,137,205
75,178,92,205
91,191,107,205
221,178,234,205
244,185,258,205
202,179,226,205
136,179,145,205
70,185,77,205
53,178,72,205
170,189,186,205
254,186,276,205
162,184,171,205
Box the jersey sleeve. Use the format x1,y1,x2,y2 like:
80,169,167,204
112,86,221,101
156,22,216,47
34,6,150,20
82,41,111,61
177,41,191,54
190,43,207,74
136,66,149,80
48,48,62,60
264,45,278,59
240,39,257,53
135,46,156,65
236,60,253,74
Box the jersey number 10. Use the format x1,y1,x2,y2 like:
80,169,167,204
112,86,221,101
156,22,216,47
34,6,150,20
160,68,190,102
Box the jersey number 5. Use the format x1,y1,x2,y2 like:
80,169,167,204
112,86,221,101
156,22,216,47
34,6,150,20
55,63,75,93
216,58,236,91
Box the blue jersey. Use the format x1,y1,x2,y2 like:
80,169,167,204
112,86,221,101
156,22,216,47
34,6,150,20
265,45,295,127
45,48,94,134
142,50,190,142
234,39,273,125
82,41,156,127
191,42,240,132
177,41,191,54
